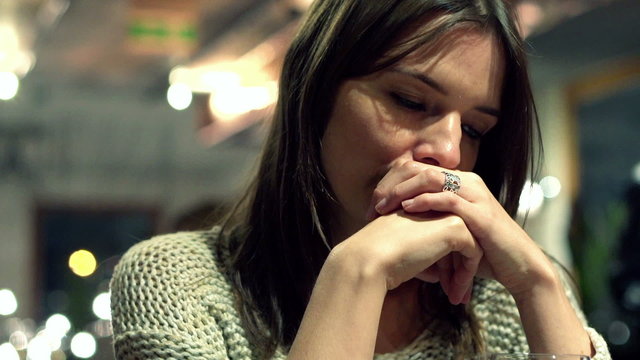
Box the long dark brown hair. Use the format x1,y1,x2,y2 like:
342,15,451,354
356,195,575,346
221,0,540,357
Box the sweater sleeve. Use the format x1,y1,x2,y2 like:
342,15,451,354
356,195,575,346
110,232,231,360
554,264,611,360
473,265,611,360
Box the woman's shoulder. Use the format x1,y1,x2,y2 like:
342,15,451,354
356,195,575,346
110,228,256,358
111,227,231,293
120,226,224,256
118,227,225,266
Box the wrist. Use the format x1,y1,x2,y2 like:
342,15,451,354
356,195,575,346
510,257,561,303
325,241,388,293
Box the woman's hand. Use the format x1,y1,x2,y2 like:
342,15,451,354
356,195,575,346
289,210,483,360
334,210,482,305
369,161,556,300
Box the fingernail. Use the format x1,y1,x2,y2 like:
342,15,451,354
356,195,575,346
462,292,471,305
375,198,387,213
449,294,461,306
365,206,376,221
462,288,472,304
401,199,414,209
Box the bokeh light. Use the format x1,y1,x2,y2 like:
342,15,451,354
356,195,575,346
623,281,640,311
167,83,192,111
608,320,631,345
208,81,277,118
46,313,72,337
632,162,640,184
90,319,113,338
0,343,19,360
68,250,97,277
70,332,96,359
27,334,51,360
37,329,63,353
0,288,18,315
9,331,28,350
540,175,562,199
201,70,241,92
517,180,545,217
92,292,111,320
0,71,19,100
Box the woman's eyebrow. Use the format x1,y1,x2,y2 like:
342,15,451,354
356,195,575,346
475,106,500,117
390,67,501,118
390,68,448,95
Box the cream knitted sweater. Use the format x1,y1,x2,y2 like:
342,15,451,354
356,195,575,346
110,229,610,359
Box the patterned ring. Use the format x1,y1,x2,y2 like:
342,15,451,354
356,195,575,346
442,171,461,194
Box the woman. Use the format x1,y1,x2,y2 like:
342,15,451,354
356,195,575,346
110,0,611,359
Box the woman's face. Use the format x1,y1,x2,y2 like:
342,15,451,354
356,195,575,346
321,27,505,238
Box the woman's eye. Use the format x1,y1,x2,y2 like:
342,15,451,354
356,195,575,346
462,124,482,139
390,92,428,112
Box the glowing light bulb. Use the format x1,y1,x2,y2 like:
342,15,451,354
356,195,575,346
0,289,18,315
46,313,71,336
68,250,97,277
517,180,544,217
27,335,51,360
9,331,28,350
632,162,640,184
0,72,19,100
92,292,111,320
70,332,96,359
167,83,192,110
540,176,562,199
0,343,19,360
209,82,277,118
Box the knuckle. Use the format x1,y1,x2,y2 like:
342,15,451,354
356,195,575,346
445,193,458,207
418,170,431,185
402,161,422,176
400,161,415,172
415,193,430,205
444,214,465,230
445,234,457,252
390,185,401,198
425,168,441,181
470,172,485,186
372,187,385,200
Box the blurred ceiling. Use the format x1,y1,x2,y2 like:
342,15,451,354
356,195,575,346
1,0,304,87
0,0,637,186
0,0,627,89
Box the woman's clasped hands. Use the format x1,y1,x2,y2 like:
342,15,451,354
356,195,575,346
343,160,556,306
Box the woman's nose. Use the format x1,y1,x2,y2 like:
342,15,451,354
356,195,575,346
412,111,462,169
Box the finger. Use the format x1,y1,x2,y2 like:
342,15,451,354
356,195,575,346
402,189,465,213
376,167,444,214
476,259,495,280
450,251,481,305
371,162,424,213
402,191,487,237
442,217,483,305
448,254,466,305
436,256,453,300
461,286,472,305
366,195,381,221
415,266,440,283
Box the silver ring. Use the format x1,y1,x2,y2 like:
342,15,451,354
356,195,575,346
442,171,461,194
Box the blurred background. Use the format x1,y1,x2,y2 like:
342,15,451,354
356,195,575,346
0,0,638,359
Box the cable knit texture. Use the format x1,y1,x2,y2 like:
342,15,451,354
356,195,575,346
110,228,611,359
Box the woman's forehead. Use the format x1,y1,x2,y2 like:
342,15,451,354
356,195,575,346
390,28,505,109
403,27,502,67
